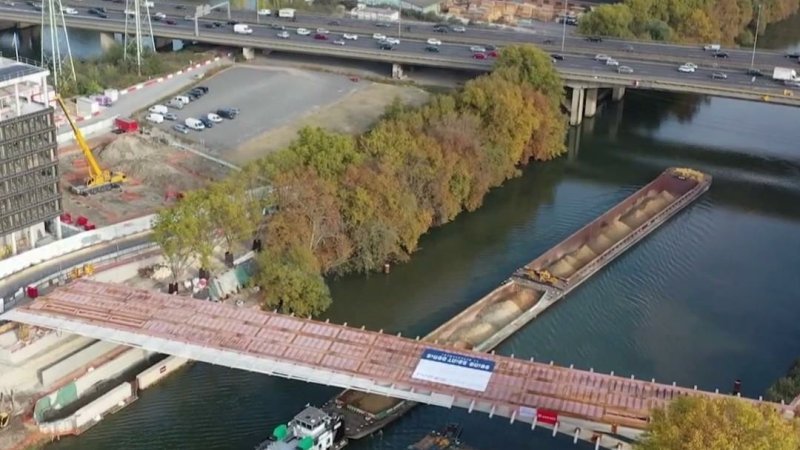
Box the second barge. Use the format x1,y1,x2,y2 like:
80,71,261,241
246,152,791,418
323,167,712,439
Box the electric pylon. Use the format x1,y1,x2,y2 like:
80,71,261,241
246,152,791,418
41,0,76,90
123,0,155,75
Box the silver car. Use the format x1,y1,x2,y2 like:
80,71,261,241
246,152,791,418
617,65,634,74
173,124,190,134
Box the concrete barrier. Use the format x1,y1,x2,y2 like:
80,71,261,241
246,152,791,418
38,340,119,388
57,115,119,144
74,347,153,395
0,214,156,280
136,355,190,390
0,329,71,365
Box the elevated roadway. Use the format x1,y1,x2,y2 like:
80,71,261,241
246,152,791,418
2,279,797,450
2,3,800,113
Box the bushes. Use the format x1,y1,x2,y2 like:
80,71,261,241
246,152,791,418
155,45,567,315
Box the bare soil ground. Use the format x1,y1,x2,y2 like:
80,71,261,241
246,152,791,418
229,81,431,164
59,130,233,226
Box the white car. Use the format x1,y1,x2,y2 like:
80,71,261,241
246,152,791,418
452,25,466,32
605,58,619,66
296,28,311,36
469,45,485,53
257,8,271,15
207,113,223,123
684,62,698,70
316,28,329,34
385,37,400,45
678,64,695,73
153,12,166,20
343,33,358,40
143,0,154,7
277,31,290,39
62,6,78,14
617,65,634,74
594,53,610,61
373,33,386,40
427,38,442,46
332,39,345,46
146,113,164,124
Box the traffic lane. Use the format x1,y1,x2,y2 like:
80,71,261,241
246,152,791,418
0,233,153,301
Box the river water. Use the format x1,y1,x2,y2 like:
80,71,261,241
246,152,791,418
42,83,800,449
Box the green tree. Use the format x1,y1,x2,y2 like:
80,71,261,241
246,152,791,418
286,127,362,181
180,191,217,273
152,204,196,283
205,179,262,255
254,246,332,316
493,45,563,104
766,359,800,404
636,396,800,450
578,4,635,38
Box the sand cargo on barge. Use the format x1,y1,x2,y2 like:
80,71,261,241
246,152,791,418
324,168,712,439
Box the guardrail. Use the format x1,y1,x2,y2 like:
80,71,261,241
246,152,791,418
2,10,785,74
0,214,156,280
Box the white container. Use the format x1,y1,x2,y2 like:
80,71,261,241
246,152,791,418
76,97,99,119
103,89,119,103
136,356,190,390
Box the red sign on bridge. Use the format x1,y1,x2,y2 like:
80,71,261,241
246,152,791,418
537,408,559,425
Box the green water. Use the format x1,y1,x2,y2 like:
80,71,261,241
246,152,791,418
46,91,800,450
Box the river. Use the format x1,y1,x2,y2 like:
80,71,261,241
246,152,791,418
41,81,800,449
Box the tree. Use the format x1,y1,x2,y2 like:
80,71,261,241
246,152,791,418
766,359,800,404
205,179,261,255
578,4,635,39
152,204,196,284
493,45,563,104
254,246,332,317
286,127,362,181
180,191,217,273
636,396,800,450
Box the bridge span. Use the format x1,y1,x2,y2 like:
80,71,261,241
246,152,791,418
2,279,795,449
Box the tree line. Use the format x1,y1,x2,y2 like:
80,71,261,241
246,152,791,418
152,45,567,316
578,0,799,45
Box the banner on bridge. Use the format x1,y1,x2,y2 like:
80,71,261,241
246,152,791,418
411,348,495,392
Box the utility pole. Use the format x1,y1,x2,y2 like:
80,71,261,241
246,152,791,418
41,0,76,90
750,3,762,69
560,0,567,52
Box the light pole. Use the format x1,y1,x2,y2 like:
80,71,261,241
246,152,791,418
750,3,762,69
560,0,567,52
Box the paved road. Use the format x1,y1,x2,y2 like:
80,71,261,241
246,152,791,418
34,0,800,70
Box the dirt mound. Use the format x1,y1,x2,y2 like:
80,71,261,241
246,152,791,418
98,133,186,187
508,288,541,310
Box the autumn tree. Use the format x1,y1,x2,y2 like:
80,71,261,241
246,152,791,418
152,203,196,284
493,45,563,104
636,396,800,450
578,4,635,38
204,178,262,256
254,245,332,316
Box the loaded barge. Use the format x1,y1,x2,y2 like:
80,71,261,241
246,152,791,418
323,168,712,439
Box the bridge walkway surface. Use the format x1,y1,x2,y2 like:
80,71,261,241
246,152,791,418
2,280,796,449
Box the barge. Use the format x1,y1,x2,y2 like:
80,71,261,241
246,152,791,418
323,168,712,439
408,423,477,450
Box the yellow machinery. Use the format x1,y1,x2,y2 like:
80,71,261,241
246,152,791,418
0,412,8,430
523,268,559,286
55,96,126,195
671,167,705,183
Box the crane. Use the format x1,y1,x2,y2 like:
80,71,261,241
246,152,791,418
55,96,127,195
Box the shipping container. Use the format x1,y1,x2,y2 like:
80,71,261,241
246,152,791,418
114,117,139,133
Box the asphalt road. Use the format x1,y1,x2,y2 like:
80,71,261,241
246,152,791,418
150,66,363,149
27,0,800,70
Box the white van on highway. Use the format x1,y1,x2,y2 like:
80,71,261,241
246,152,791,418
234,24,253,34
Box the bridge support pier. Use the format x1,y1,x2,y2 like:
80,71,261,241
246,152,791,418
569,86,585,126
392,63,404,80
242,47,255,61
612,87,626,102
584,88,598,118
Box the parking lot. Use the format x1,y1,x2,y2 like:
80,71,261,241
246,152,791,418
149,66,367,151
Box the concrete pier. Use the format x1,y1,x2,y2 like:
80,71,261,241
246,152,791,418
392,63,404,80
584,88,598,118
242,47,255,60
569,86,585,126
612,87,626,102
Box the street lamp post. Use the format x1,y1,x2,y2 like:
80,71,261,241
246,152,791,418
560,0,568,52
750,3,762,69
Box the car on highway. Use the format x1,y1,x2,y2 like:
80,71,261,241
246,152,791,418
88,7,108,17
328,20,341,26
594,53,610,61
617,65,634,74
452,26,466,32
586,36,603,42
711,72,727,80
605,58,619,66
385,37,400,45
175,4,186,9
61,6,77,14
332,39,345,46
427,38,442,46
375,22,391,28
470,45,486,53
277,31,289,39
152,11,166,20
257,8,271,15
678,64,695,73
343,33,358,40
785,52,800,59
173,124,190,134
487,50,499,58
703,44,721,51
473,52,487,60
165,19,176,25
746,68,764,77
314,33,328,40
378,42,394,50
227,20,238,25
316,28,329,34
433,26,448,33
484,45,497,51
684,62,698,70
425,45,440,53
164,112,178,121
622,44,634,52
297,28,311,35
373,33,386,40
207,113,223,123
543,39,555,45
550,53,564,61
712,51,729,58
271,23,286,30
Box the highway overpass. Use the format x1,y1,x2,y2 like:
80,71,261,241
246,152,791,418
2,1,800,122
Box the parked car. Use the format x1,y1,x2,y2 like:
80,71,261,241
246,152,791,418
711,72,728,80
199,117,214,128
164,112,178,121
149,104,168,115
146,113,164,123
217,108,238,119
173,123,190,134
207,113,223,123
617,65,634,74
185,118,204,130
195,86,209,94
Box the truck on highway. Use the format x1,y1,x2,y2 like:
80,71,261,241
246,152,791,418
773,67,799,81
233,24,254,34
278,8,296,19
